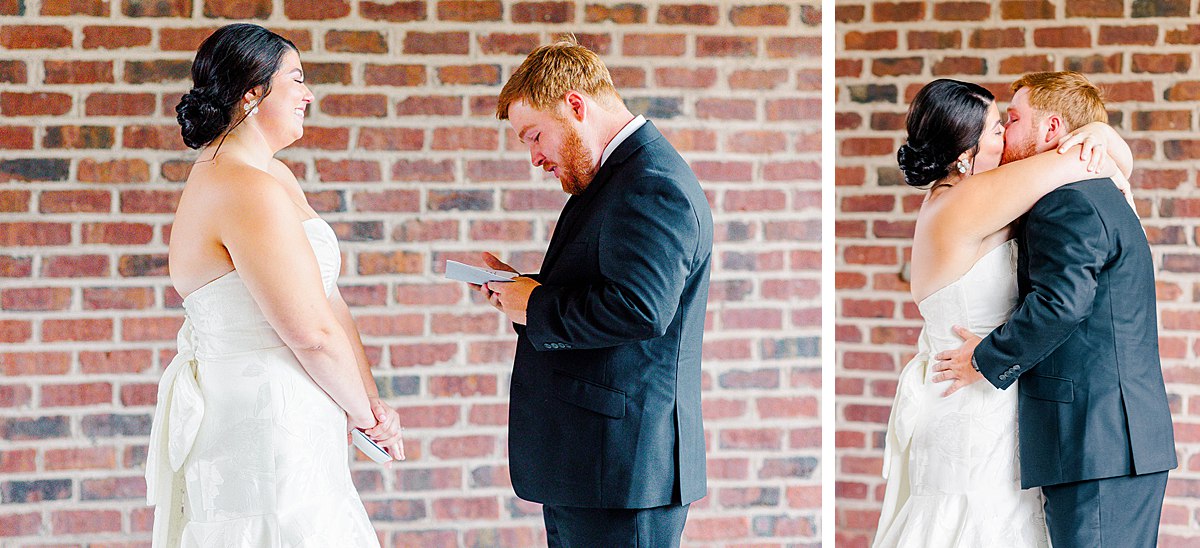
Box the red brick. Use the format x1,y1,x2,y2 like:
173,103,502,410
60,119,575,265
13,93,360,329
86,92,156,116
1066,0,1123,17
696,35,757,57
43,60,114,85
364,64,426,87
1,92,71,116
321,94,388,117
932,1,991,20
121,316,182,341
585,3,646,23
623,33,686,56
657,3,718,25
51,510,122,534
844,30,897,51
78,159,151,183
358,127,423,151
511,1,573,22
283,0,348,19
0,222,71,247
41,319,112,343
436,0,499,21
45,447,117,470
430,435,496,459
1034,26,1092,48
325,30,386,54
730,4,790,26
404,31,469,54
437,64,500,86
122,0,191,16
0,25,73,49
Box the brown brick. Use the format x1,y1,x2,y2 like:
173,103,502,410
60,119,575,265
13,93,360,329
1065,53,1122,74
1132,53,1190,73
585,3,646,23
908,30,961,50
933,1,991,20
437,0,500,21
437,64,501,86
124,59,190,84
83,25,151,49
657,3,718,25
0,25,72,49
476,32,538,56
284,0,350,19
321,94,388,117
1,92,71,116
1033,26,1091,48
40,190,112,213
0,60,26,83
43,126,114,149
1098,25,1158,45
1132,0,1188,17
326,30,387,54
85,92,155,116
873,2,924,22
696,36,757,57
872,57,923,77
1000,0,1055,19
203,0,270,18
78,159,151,183
623,33,687,56
123,0,190,16
844,30,897,51
970,28,1025,48
404,31,469,54
1066,0,1122,17
512,1,574,22
730,4,790,26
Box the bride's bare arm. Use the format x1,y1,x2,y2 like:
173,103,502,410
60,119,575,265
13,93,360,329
215,170,375,429
1056,121,1133,179
924,136,1123,243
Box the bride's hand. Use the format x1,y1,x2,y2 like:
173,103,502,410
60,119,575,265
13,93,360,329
1056,121,1113,174
364,398,405,462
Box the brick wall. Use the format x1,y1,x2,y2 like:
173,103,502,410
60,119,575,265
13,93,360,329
0,1,821,546
835,1,1200,546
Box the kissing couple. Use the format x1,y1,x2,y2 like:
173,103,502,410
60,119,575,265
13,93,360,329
872,71,1177,548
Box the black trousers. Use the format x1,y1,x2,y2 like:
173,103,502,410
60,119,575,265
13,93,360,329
1041,470,1169,548
542,503,690,548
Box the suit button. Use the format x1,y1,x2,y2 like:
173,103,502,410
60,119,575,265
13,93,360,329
544,343,552,349
1013,364,1021,371
999,373,1008,381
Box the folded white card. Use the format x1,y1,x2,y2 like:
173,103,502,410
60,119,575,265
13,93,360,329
352,428,393,464
444,260,517,285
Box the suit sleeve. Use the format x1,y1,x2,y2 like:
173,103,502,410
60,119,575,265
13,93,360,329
523,175,700,351
974,188,1109,389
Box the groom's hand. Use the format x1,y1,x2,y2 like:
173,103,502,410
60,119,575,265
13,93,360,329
932,326,985,397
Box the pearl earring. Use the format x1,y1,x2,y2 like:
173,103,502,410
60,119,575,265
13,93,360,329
956,159,970,174
243,101,259,117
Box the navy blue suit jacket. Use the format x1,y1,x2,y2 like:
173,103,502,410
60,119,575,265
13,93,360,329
974,179,1176,488
508,121,713,508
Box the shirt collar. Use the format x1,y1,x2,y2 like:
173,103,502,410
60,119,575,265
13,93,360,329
600,115,646,167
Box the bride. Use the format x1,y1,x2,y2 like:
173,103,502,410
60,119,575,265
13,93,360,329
145,24,403,547
871,78,1132,547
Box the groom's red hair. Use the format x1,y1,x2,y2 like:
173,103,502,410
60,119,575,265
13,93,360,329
1011,71,1107,132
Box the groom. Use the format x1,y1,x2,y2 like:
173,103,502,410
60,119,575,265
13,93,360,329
472,37,712,547
936,71,1177,548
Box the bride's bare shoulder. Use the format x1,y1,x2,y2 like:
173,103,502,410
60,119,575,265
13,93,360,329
182,160,288,216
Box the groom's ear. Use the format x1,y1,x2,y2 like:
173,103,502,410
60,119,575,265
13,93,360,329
1042,114,1065,145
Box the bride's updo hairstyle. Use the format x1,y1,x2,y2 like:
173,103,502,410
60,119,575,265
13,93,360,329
898,79,994,188
176,24,298,150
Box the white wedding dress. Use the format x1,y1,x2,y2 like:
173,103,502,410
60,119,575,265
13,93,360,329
873,239,1050,548
146,218,379,547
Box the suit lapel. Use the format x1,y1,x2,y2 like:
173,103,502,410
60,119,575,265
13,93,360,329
539,121,664,273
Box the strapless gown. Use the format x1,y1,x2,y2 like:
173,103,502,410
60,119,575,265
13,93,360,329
145,218,379,547
873,240,1050,548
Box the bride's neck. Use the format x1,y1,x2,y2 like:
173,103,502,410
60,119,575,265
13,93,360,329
200,123,275,170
